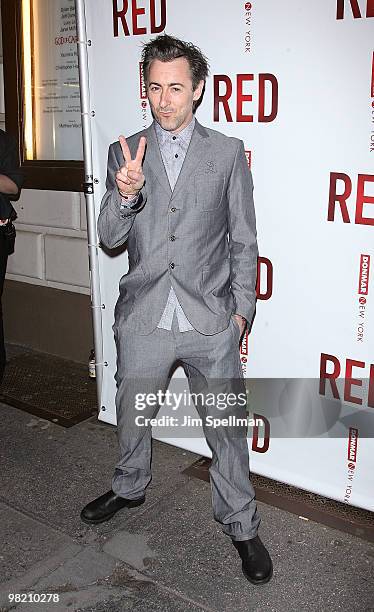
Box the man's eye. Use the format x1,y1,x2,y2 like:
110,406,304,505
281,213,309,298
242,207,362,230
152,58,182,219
150,86,159,92
172,87,180,92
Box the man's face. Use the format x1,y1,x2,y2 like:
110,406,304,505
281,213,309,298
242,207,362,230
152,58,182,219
146,57,204,134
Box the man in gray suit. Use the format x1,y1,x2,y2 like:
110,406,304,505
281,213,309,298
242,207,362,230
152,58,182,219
81,34,272,585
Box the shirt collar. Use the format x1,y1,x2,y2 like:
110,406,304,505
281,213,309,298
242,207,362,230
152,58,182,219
154,116,196,148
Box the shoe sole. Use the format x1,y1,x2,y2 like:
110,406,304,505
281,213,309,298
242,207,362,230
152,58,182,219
241,562,273,585
80,497,145,525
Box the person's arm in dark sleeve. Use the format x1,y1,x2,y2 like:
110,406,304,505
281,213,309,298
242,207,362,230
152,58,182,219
0,133,23,201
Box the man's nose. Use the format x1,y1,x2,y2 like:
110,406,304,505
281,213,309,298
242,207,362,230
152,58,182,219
159,89,171,108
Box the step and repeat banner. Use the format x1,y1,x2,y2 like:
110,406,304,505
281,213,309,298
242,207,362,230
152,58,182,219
81,0,374,511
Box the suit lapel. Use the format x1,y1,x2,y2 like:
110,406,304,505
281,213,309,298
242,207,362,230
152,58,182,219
144,123,172,198
171,120,211,201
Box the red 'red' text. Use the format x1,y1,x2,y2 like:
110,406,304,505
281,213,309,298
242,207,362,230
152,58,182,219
328,173,374,226
336,0,374,19
252,413,270,453
256,257,273,301
213,74,278,123
113,0,166,37
320,353,374,407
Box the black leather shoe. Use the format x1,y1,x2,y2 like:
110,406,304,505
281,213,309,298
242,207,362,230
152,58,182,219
80,490,145,525
233,535,273,585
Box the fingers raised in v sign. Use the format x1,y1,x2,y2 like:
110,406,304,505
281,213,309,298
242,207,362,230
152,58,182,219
119,135,146,169
116,135,146,196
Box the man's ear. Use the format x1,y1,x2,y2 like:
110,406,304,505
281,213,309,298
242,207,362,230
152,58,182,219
193,80,205,102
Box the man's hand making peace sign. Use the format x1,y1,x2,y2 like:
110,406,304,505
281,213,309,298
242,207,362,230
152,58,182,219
116,135,147,198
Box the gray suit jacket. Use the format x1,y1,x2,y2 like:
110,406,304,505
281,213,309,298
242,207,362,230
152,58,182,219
97,119,258,336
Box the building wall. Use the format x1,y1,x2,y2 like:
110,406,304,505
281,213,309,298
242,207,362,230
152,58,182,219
3,190,94,364
0,5,94,363
7,190,89,294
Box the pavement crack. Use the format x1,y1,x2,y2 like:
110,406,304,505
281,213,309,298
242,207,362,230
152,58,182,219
0,497,77,542
20,546,85,592
116,561,218,612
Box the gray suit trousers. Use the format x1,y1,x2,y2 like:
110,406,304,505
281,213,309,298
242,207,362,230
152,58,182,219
112,314,261,541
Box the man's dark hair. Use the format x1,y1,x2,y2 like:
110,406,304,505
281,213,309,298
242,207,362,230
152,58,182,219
141,34,209,90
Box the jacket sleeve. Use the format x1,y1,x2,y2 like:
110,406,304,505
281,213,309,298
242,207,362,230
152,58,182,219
97,142,147,249
0,132,24,199
0,132,23,220
227,140,259,326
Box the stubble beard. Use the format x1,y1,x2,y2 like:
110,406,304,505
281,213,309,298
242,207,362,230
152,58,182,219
156,112,181,132
150,105,189,133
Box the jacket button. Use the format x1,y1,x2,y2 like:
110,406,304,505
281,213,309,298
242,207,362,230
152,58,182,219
170,207,176,213
170,235,175,241
169,262,175,269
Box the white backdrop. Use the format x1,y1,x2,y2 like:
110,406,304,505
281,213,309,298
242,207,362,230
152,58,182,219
81,0,374,511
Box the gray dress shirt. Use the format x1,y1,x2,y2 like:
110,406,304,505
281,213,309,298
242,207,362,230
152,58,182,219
119,117,196,332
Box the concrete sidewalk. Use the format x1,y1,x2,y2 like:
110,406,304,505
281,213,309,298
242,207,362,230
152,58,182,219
0,402,373,612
